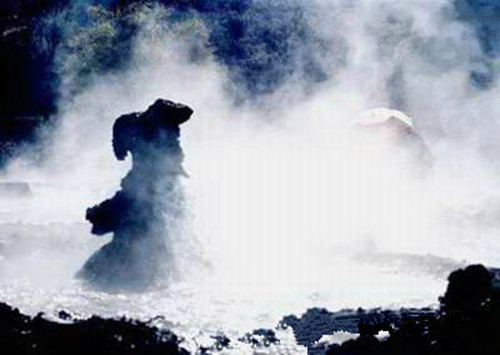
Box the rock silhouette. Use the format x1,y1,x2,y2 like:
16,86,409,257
77,99,193,290
0,301,189,355
325,264,500,355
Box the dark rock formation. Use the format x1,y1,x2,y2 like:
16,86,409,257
282,306,436,352
356,108,434,177
239,328,280,348
0,302,188,355
77,99,193,291
324,264,500,355
197,333,232,353
3,264,500,354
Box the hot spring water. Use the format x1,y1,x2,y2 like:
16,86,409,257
3,0,500,351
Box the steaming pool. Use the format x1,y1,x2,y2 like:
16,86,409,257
3,0,500,352
1,172,498,353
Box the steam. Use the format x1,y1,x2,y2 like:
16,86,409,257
2,0,500,336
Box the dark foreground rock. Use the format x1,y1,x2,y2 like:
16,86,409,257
322,264,500,355
1,264,500,354
282,306,436,351
0,302,188,355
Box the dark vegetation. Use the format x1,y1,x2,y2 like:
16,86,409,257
0,1,60,166
2,0,499,169
0,0,333,167
0,0,332,114
455,0,500,89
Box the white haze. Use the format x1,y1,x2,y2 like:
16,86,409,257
2,0,500,351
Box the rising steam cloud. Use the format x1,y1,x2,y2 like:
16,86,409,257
2,0,500,340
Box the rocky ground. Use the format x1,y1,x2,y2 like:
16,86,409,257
0,301,189,355
1,264,499,354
